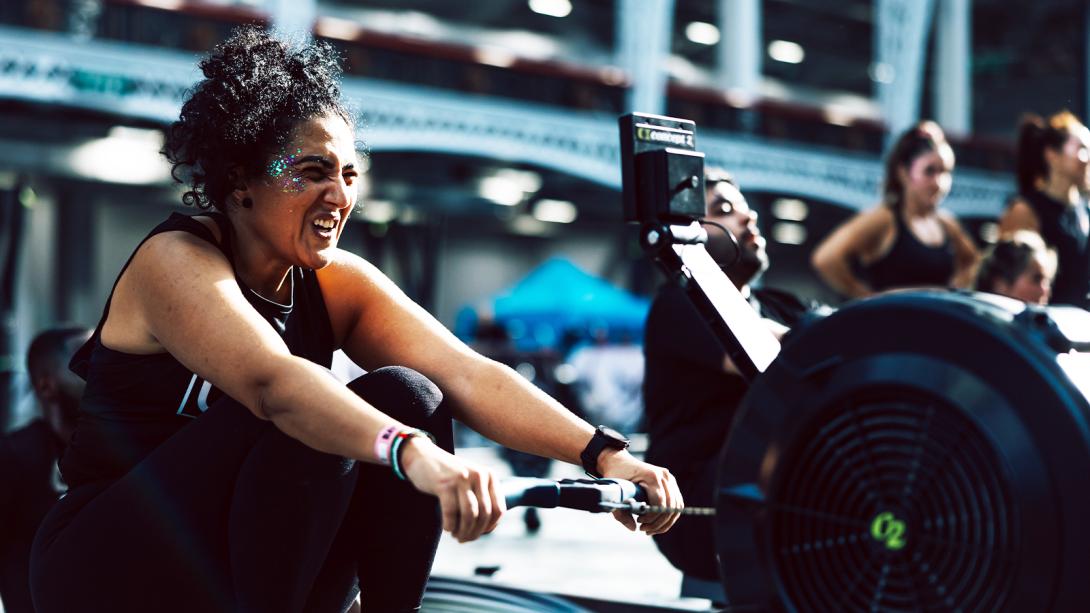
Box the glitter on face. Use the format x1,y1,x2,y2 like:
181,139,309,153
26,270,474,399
266,147,306,193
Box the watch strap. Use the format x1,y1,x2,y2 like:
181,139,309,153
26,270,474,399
579,426,629,478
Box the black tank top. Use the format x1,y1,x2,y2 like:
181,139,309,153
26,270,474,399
61,213,335,489
1024,189,1090,309
862,211,955,291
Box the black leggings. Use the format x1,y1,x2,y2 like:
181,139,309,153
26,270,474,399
30,366,452,613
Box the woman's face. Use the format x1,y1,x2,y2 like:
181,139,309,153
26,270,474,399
1051,129,1090,191
240,113,359,270
900,149,953,214
997,256,1052,305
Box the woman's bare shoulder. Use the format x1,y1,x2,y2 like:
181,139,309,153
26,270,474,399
859,205,895,226
999,199,1040,234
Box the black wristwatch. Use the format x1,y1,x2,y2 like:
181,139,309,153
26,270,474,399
580,425,630,478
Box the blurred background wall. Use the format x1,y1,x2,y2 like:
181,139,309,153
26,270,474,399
0,0,1083,425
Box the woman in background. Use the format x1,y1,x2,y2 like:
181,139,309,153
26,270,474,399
811,121,979,299
999,111,1090,308
975,230,1057,305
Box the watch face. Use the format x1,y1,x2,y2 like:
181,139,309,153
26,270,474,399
599,425,629,445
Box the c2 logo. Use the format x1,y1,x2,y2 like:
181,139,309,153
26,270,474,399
870,511,907,551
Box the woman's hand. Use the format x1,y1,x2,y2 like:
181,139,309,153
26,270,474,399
597,450,682,536
399,438,505,543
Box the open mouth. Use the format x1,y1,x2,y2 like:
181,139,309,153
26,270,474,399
311,216,339,239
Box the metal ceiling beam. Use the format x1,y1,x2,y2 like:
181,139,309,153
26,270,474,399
0,25,1008,216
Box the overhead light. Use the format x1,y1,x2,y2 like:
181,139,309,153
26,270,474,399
685,22,720,46
399,206,422,224
479,176,524,206
722,89,755,109
823,106,854,127
360,200,397,224
109,125,159,140
772,198,809,222
314,17,360,42
869,62,894,84
771,222,807,245
532,199,578,224
134,0,184,10
19,185,37,208
69,126,171,185
555,363,578,385
510,214,553,236
528,0,572,18
475,46,517,68
768,40,805,64
399,11,443,38
479,168,542,206
515,362,537,380
495,168,542,193
599,66,628,86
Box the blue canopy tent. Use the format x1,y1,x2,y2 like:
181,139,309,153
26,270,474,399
455,258,650,352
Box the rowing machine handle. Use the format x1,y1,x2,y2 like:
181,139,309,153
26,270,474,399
502,477,647,513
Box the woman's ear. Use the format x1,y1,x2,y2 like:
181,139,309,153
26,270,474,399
1043,145,1061,171
227,167,251,209
896,164,911,188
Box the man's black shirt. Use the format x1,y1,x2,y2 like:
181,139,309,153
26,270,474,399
642,281,812,580
643,283,810,475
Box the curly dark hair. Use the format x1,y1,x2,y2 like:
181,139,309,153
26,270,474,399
164,27,353,210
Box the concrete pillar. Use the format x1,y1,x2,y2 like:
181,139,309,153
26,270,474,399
875,0,936,145
616,0,676,115
932,0,971,136
717,0,761,99
268,0,316,41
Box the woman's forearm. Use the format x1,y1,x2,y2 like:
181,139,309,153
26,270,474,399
448,356,595,465
816,259,873,299
951,262,978,289
258,356,402,463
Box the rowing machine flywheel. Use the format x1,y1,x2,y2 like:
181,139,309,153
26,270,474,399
716,291,1090,612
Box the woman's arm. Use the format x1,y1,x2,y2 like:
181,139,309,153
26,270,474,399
321,250,682,534
998,199,1040,235
117,231,502,542
810,207,893,299
939,212,982,288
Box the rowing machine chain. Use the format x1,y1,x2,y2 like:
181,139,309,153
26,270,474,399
600,500,716,516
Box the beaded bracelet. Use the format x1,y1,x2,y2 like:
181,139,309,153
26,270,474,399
373,424,400,465
389,428,437,481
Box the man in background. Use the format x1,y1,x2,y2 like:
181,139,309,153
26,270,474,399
643,170,818,588
0,327,88,613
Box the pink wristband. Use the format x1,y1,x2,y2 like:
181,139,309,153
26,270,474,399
374,425,399,465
